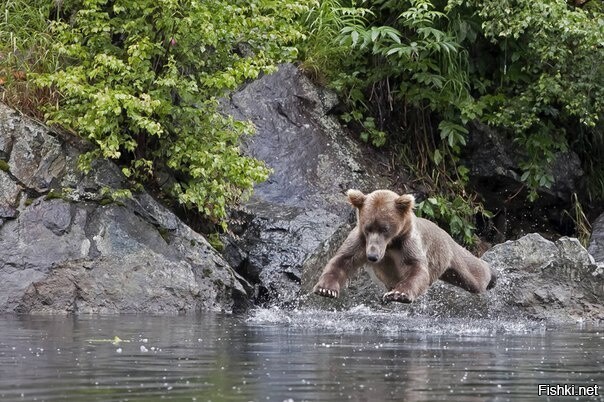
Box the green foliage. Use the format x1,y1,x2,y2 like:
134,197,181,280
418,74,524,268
44,189,65,201
438,121,468,153
34,0,310,227
0,0,59,117
0,0,52,75
341,112,386,146
298,0,367,83
300,1,391,148
302,0,604,241
459,0,604,200
515,126,563,201
100,186,132,203
331,0,473,127
562,193,591,247
417,195,489,245
303,0,483,241
206,232,224,252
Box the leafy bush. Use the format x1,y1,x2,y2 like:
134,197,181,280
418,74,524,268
303,0,482,243
302,0,604,242
298,0,354,83
455,0,604,201
33,0,310,227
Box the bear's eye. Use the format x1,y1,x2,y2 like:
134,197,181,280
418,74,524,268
365,223,389,234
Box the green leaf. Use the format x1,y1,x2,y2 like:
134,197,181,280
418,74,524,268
433,149,442,164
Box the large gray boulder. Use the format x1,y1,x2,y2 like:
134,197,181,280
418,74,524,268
221,63,390,304
0,103,245,314
301,233,603,323
481,234,603,322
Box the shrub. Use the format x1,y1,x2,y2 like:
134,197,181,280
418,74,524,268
33,0,310,227
301,0,604,242
458,0,604,201
303,0,482,243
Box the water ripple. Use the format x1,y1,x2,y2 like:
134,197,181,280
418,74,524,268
247,305,544,335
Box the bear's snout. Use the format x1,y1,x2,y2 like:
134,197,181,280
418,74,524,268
366,241,383,263
367,253,379,262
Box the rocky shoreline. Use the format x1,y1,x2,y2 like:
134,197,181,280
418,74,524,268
0,64,602,322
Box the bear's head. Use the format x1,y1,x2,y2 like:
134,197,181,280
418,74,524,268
346,189,415,263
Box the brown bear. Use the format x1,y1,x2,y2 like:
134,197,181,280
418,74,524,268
313,189,496,303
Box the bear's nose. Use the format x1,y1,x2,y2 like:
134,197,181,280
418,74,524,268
367,254,379,262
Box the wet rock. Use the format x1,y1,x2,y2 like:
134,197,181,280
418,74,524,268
303,233,603,323
224,201,355,304
222,63,389,304
588,213,604,263
7,122,66,193
481,234,603,322
0,102,245,314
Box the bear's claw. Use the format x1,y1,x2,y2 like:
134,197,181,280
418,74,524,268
382,290,412,304
314,287,338,298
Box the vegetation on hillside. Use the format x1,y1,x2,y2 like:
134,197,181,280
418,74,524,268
1,0,310,228
300,0,604,243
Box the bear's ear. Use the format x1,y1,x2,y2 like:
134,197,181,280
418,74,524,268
346,189,366,209
395,194,415,213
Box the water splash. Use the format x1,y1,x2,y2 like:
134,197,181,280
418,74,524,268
246,305,543,335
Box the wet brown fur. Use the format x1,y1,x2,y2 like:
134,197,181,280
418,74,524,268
313,189,497,303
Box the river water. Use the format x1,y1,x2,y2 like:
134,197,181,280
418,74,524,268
0,307,602,402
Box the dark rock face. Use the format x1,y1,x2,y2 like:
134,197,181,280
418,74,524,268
0,103,245,314
464,122,584,202
463,122,583,241
228,64,387,211
221,63,389,304
589,213,604,263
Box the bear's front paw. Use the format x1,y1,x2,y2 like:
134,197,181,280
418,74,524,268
314,286,339,298
313,274,340,299
382,290,413,304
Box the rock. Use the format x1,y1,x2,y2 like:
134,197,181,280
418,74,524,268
463,122,583,241
465,122,584,201
0,170,21,206
588,213,604,263
302,233,603,323
8,125,66,193
0,204,17,219
0,102,246,314
221,63,390,304
482,234,603,322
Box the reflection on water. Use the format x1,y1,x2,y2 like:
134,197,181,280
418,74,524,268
0,309,602,401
